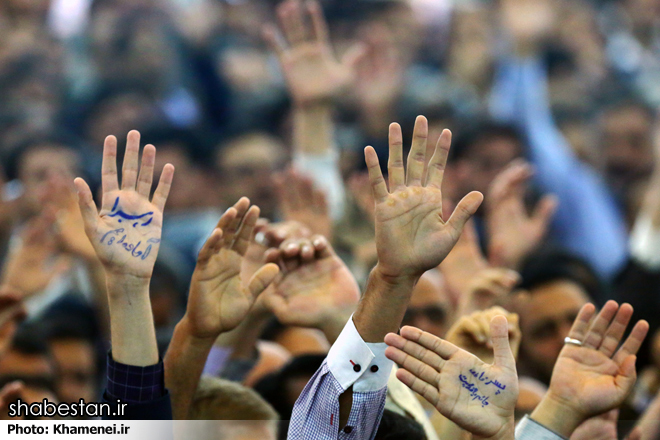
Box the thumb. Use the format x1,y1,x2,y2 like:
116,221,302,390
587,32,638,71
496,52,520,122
73,178,98,235
532,194,558,229
490,315,516,370
446,191,483,239
615,355,637,393
248,263,280,299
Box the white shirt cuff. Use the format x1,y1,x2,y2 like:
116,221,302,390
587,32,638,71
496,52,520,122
630,213,660,269
515,415,567,440
326,316,393,393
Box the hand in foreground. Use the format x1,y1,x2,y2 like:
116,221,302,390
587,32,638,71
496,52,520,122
445,307,521,365
263,0,363,107
184,198,280,339
74,130,174,281
366,116,483,280
486,160,556,269
531,301,649,437
263,234,360,343
385,316,518,439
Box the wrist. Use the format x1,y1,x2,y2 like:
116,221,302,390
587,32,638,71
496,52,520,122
104,271,150,299
372,264,420,288
177,315,218,347
473,418,515,440
530,392,586,437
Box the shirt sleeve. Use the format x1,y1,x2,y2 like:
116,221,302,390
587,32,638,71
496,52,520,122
515,415,567,440
490,55,628,280
287,317,394,440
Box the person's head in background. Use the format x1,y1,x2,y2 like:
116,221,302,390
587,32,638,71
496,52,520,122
623,0,660,32
374,409,427,440
144,126,217,211
215,132,287,219
0,323,58,418
4,132,81,217
403,269,454,339
1,0,50,23
598,99,656,219
80,85,163,148
188,376,278,440
509,248,599,384
447,121,524,200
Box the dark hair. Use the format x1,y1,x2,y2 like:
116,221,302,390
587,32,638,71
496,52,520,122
449,120,524,162
253,354,326,420
4,131,82,181
11,323,51,357
139,125,213,169
374,410,427,440
518,247,604,303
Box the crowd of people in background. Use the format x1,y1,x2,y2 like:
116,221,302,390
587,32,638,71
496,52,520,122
0,0,660,438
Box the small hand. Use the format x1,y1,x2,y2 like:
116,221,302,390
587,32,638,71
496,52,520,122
366,116,483,279
263,0,364,107
186,198,280,339
74,131,174,280
385,316,519,439
0,381,24,419
1,211,68,298
445,307,521,365
263,235,359,341
274,168,331,239
486,160,557,269
532,301,649,437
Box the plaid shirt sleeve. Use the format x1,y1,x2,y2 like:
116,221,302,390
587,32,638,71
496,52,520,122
105,352,166,403
287,317,394,440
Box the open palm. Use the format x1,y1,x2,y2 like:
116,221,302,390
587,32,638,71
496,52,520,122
366,116,483,278
264,0,362,106
546,301,649,419
385,317,518,438
75,131,174,279
187,198,279,339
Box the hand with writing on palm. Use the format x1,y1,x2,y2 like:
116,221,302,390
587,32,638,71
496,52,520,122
186,198,280,338
366,116,483,279
385,316,518,439
74,130,174,280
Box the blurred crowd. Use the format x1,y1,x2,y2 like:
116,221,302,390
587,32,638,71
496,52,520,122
1,0,660,438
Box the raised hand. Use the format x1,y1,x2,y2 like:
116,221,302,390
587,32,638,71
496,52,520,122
486,160,557,269
263,234,360,342
1,211,68,298
531,301,650,437
445,307,521,365
184,198,280,338
384,316,519,439
500,0,556,55
263,0,363,106
274,169,331,239
74,131,174,280
366,116,483,279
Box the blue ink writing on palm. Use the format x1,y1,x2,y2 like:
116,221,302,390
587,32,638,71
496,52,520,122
100,228,160,260
459,375,490,407
108,197,154,228
468,369,507,395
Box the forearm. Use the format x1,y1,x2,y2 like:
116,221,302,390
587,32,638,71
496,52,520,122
353,265,417,343
106,274,159,367
164,317,215,419
213,312,270,360
293,104,335,155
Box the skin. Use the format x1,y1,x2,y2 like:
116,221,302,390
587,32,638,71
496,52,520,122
404,270,453,338
516,280,589,383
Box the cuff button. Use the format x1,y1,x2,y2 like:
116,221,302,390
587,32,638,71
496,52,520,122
343,426,353,434
370,365,379,373
353,364,361,373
